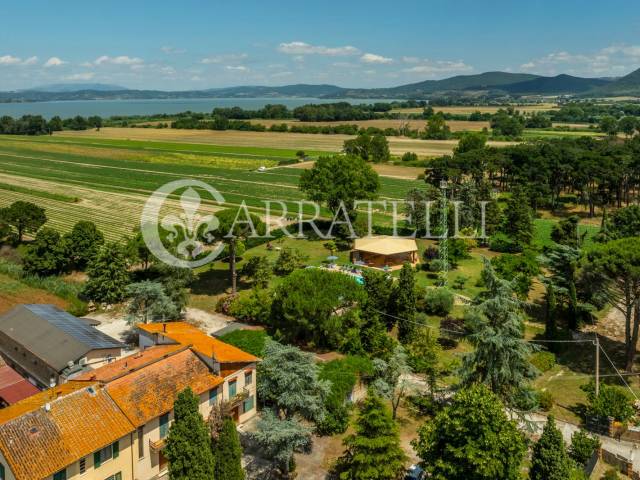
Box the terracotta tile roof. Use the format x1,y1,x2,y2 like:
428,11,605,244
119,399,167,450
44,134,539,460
137,322,259,364
105,349,223,427
0,364,39,405
73,344,187,382
0,382,134,480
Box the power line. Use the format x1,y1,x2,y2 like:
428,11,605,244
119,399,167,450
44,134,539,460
597,343,639,401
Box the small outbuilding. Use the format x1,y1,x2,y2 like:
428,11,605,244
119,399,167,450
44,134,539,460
351,236,419,270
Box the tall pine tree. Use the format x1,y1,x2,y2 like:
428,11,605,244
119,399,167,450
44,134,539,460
461,259,537,407
82,241,131,304
502,186,533,246
336,393,407,480
213,416,245,480
392,263,417,343
529,416,571,480
164,387,216,480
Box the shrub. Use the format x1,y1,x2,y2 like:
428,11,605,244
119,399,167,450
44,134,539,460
402,152,418,162
530,351,556,373
228,288,272,324
428,258,447,273
452,275,468,290
273,247,308,275
569,430,600,466
602,469,620,480
424,288,454,316
489,233,523,253
581,381,635,422
537,390,554,411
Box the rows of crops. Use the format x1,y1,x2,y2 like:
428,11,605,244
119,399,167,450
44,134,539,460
0,137,423,235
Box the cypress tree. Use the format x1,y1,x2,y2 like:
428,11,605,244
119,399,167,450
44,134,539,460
337,393,407,480
529,416,571,480
502,186,533,246
165,387,216,480
393,263,417,343
213,417,245,480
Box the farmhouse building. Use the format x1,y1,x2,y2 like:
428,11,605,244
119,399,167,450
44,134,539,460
0,323,259,480
0,305,124,388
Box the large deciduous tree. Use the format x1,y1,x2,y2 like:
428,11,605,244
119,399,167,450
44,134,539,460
501,187,533,246
335,393,407,480
82,242,131,304
299,155,380,218
412,384,526,480
1,201,47,242
22,227,67,276
165,387,216,480
63,220,104,270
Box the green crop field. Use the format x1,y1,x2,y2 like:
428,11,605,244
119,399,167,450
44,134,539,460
0,135,423,240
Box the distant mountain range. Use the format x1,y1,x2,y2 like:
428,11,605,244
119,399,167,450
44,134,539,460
24,83,126,92
2,68,639,103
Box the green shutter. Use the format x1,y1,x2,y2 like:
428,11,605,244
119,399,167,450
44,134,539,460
94,451,101,468
0,463,5,480
115,473,122,480
112,440,119,459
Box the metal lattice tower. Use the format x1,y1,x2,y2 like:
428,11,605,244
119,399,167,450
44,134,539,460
439,180,449,285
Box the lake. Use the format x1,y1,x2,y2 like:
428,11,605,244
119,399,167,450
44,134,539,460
0,98,395,119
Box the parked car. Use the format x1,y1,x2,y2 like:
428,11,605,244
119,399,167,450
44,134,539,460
405,464,425,480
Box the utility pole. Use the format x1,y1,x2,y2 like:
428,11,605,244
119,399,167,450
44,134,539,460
439,180,449,286
595,334,600,397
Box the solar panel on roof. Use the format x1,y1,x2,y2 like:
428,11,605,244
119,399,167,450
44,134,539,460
24,305,122,350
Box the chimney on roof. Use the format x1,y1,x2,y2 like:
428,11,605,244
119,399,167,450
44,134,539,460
163,323,167,333
44,403,51,412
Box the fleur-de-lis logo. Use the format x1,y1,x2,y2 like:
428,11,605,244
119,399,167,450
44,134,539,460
160,187,219,259
141,180,226,268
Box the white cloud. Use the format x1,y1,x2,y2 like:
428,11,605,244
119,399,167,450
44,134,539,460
0,55,23,65
22,56,38,66
94,55,144,66
64,72,95,81
278,41,360,56
201,53,248,64
519,44,640,76
225,65,249,72
402,60,472,75
401,56,421,64
360,53,393,64
44,57,66,67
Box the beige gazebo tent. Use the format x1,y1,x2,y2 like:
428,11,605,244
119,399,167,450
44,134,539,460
351,236,419,270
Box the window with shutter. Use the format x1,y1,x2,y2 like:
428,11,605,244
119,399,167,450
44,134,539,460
94,451,101,469
0,463,5,480
112,440,119,458
79,457,86,474
53,469,67,480
229,379,237,398
159,413,170,438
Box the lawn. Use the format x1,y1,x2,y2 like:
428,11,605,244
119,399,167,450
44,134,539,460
0,272,70,314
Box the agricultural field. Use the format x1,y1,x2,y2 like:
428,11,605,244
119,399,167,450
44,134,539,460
390,103,559,115
0,134,424,240
53,127,517,157
246,118,491,132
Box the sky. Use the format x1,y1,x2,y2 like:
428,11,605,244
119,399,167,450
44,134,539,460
1,0,640,91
